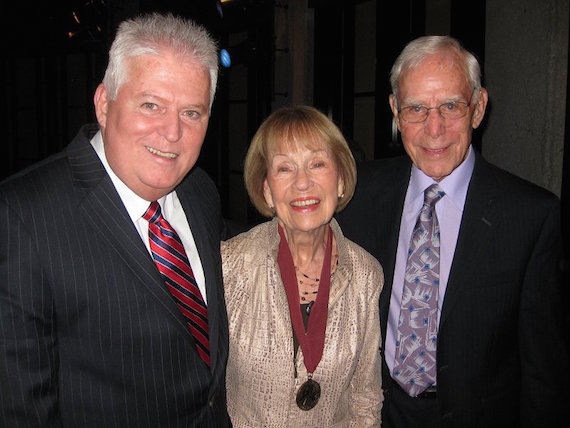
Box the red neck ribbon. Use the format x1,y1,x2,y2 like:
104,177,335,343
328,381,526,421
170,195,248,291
277,223,332,374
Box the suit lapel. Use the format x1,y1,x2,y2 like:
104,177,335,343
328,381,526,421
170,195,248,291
67,128,196,339
376,159,411,345
440,154,498,326
177,173,225,372
81,179,189,324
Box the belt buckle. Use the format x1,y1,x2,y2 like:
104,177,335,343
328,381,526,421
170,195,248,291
416,386,437,399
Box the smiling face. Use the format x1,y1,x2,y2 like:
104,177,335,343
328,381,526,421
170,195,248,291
94,49,211,201
263,140,344,237
389,51,487,181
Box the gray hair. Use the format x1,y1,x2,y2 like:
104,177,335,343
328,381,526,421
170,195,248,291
389,35,482,141
102,12,219,110
390,35,482,103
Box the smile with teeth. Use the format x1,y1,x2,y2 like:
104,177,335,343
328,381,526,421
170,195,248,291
147,146,177,159
291,199,319,207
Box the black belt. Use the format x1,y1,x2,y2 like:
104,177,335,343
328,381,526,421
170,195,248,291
391,379,437,399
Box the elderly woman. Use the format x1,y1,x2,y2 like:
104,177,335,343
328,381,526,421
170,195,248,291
222,105,384,427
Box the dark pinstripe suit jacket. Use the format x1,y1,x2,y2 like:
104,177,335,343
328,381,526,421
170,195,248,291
336,151,568,427
0,124,230,427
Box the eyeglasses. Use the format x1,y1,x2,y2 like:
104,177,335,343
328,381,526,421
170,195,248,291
398,90,477,123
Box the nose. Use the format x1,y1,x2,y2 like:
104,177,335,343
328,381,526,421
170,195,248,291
159,111,183,142
424,108,445,139
294,167,311,190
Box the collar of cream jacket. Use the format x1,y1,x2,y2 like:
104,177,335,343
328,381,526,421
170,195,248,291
241,217,353,310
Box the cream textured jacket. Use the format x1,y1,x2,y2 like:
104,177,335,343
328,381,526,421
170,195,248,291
222,218,384,427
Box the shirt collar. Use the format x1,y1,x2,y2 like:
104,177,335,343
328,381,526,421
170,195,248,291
409,145,475,210
90,131,164,221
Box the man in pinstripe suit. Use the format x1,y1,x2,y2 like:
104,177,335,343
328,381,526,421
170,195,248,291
0,13,230,427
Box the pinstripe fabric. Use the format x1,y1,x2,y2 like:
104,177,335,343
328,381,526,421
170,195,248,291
0,125,230,427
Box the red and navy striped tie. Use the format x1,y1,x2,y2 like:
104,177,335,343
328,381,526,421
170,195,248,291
143,201,210,366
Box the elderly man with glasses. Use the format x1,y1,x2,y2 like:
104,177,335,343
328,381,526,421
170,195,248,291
337,35,568,428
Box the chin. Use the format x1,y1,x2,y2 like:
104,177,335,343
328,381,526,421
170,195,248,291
419,161,452,178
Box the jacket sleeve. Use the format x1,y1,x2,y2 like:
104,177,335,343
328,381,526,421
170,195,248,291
519,200,569,426
349,258,384,427
0,199,59,426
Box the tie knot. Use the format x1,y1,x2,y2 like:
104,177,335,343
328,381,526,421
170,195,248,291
143,201,162,224
424,184,444,207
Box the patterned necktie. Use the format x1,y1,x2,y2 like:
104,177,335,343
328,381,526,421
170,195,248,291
393,184,444,396
143,201,210,366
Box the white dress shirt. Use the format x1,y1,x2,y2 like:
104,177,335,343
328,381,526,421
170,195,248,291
90,131,207,303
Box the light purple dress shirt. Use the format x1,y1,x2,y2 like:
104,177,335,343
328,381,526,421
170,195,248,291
385,146,475,379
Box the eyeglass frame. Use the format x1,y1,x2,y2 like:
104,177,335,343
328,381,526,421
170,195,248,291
396,88,479,123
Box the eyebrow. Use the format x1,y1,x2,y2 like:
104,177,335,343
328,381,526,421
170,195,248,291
402,95,466,107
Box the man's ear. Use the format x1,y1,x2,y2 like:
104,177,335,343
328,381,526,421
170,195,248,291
388,94,401,131
472,88,488,129
93,83,109,129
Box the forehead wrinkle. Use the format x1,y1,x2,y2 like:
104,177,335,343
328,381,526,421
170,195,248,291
399,55,472,107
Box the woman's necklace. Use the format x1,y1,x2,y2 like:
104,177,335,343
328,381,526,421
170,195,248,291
296,252,339,302
296,268,319,302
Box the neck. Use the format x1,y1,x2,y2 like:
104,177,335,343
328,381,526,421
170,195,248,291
280,224,329,271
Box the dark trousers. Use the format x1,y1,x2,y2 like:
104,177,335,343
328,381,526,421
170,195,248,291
382,381,440,428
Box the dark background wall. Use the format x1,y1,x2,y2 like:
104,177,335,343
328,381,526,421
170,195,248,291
1,0,568,246
2,0,568,348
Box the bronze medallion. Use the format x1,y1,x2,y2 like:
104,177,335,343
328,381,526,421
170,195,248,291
296,378,321,410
